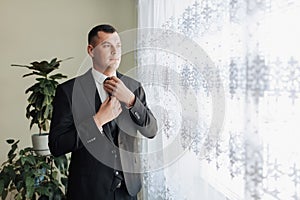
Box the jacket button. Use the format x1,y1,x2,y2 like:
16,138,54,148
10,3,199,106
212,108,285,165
134,111,140,119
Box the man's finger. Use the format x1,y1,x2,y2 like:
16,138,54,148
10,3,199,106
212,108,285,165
104,83,115,91
110,76,120,83
103,96,111,104
104,79,117,87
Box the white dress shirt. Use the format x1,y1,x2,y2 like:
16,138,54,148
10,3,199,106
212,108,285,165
91,67,116,102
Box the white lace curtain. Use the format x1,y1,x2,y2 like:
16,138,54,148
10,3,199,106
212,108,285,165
136,0,300,199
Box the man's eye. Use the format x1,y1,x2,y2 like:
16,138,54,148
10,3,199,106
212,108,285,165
102,44,111,48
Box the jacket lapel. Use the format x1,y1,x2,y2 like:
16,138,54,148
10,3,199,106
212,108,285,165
76,69,114,142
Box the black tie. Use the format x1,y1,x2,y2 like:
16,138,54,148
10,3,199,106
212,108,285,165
103,77,119,146
95,90,118,145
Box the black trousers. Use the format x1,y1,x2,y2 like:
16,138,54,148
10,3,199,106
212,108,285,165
66,186,137,200
114,185,137,200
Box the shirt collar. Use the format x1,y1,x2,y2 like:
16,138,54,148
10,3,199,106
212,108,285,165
91,67,116,84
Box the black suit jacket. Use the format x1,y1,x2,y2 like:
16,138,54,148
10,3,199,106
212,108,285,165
48,69,157,199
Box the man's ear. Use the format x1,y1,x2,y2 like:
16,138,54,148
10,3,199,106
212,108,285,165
87,45,94,57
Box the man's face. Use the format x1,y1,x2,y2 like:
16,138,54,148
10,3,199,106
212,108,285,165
88,31,121,73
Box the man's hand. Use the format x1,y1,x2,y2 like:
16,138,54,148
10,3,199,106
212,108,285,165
104,76,135,107
93,96,122,127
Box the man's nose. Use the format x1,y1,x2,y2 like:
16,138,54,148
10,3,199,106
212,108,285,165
111,46,121,56
111,46,116,55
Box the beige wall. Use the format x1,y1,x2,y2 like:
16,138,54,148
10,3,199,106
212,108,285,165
0,0,137,163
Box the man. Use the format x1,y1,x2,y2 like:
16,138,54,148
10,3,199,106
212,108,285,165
49,24,158,200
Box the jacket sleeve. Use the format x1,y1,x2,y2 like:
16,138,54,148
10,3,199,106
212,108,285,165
48,84,82,157
129,84,158,138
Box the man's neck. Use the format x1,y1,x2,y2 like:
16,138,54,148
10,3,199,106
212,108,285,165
93,66,116,77
103,70,116,77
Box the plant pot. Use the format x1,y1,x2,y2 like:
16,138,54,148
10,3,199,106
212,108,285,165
32,133,51,156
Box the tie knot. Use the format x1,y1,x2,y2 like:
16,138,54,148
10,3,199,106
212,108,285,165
103,77,112,97
104,77,111,84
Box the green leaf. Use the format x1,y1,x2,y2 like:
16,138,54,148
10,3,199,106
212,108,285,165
21,157,26,165
23,71,44,78
39,79,47,88
54,155,68,172
6,139,15,144
49,73,67,80
29,111,38,129
48,104,53,119
43,184,51,196
15,192,22,200
35,95,44,110
2,173,11,189
1,189,8,200
31,60,57,74
52,171,58,180
40,120,47,132
40,162,51,170
24,165,30,172
50,58,58,66
8,153,16,164
29,110,36,117
35,186,45,196
11,64,34,69
29,116,37,130
42,96,47,107
0,179,4,196
44,120,49,131
19,149,25,155
8,141,19,158
37,111,43,123
16,176,24,191
2,166,15,188
27,92,38,104
25,83,40,94
7,141,18,163
21,155,37,166
43,86,51,96
43,105,50,119
25,176,34,199
23,147,33,153
52,179,60,187
26,104,32,119
30,61,46,66
27,155,36,165
50,79,59,87
42,95,51,107
61,177,68,188
54,192,63,200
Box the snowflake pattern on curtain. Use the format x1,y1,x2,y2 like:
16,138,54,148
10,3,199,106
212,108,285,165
138,0,300,199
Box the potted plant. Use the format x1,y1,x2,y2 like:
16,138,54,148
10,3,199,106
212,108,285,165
12,58,71,155
0,139,68,200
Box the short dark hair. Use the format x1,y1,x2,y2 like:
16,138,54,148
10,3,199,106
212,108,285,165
88,24,117,45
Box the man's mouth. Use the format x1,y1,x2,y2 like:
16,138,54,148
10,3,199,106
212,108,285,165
109,58,119,61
